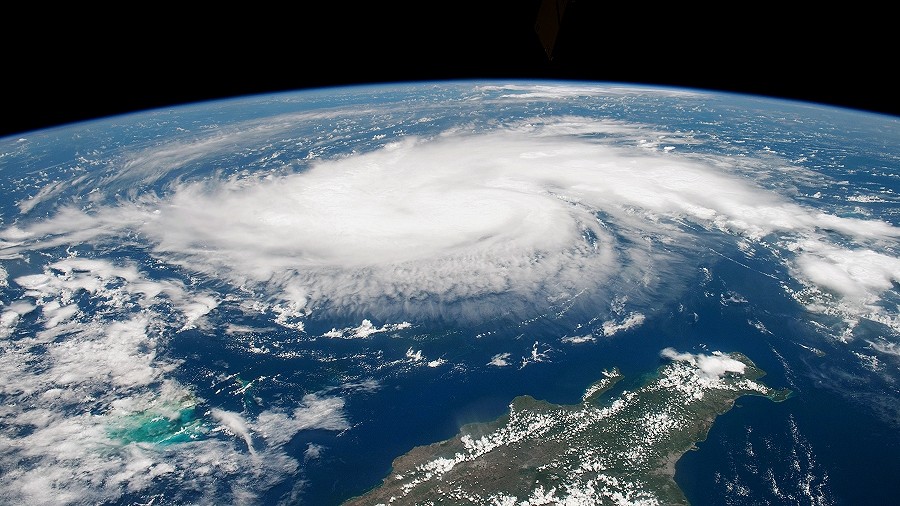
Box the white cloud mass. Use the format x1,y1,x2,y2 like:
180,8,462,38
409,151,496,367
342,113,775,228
0,255,347,505
661,348,747,379
6,117,897,328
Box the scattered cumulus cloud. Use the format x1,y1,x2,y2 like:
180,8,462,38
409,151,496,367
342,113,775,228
791,240,900,302
304,444,325,461
661,348,747,379
253,394,350,447
322,319,412,339
561,334,596,344
488,353,511,367
338,379,382,393
868,340,900,357
520,341,552,369
601,312,646,337
427,358,447,367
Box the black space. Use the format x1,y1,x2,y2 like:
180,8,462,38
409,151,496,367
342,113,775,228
3,2,896,138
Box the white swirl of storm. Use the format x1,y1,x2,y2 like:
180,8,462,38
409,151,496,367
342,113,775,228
4,119,900,324
144,133,633,318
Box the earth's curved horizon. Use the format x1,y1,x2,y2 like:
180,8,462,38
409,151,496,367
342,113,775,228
1,81,898,505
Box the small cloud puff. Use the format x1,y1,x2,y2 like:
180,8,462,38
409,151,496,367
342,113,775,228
323,319,412,339
488,353,511,367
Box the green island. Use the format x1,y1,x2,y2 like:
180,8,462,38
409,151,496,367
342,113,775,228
345,349,790,505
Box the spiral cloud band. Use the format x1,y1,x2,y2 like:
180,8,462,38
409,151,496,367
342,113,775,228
4,117,899,327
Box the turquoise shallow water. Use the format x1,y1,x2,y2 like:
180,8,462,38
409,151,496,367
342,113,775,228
108,404,202,445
